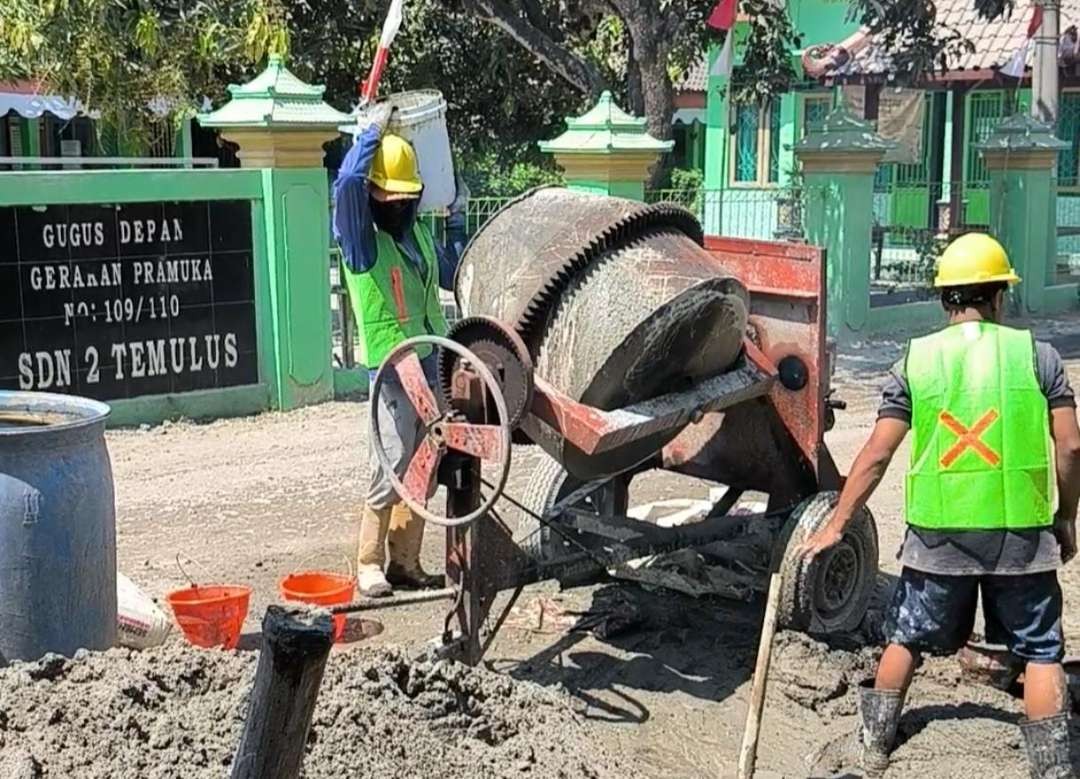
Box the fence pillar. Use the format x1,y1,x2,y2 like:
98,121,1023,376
539,91,672,201
795,105,893,339
978,114,1067,315
200,55,351,411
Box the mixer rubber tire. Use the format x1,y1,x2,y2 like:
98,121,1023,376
514,456,630,562
773,491,879,635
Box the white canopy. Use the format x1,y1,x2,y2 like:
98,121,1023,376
0,91,83,120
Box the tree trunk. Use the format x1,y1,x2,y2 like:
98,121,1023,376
629,35,674,187
626,36,645,116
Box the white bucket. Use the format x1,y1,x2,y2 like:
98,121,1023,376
116,572,172,649
342,90,456,213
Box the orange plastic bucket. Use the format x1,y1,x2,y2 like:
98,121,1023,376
166,585,252,650
279,572,355,641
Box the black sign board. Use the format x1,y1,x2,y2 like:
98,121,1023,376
1,200,259,401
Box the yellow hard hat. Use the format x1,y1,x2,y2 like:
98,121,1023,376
934,233,1020,287
368,134,422,198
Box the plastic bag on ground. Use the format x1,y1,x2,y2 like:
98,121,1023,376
116,572,171,649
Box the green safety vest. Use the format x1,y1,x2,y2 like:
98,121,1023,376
343,223,449,368
906,321,1054,531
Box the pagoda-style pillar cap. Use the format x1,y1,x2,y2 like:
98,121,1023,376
795,103,894,173
978,113,1068,171
197,54,351,168
539,91,672,192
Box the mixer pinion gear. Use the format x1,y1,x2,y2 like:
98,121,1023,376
436,317,535,428
369,335,513,528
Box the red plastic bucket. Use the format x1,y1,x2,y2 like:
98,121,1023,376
166,585,252,650
279,572,355,641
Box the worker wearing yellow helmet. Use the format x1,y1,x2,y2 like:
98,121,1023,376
333,102,469,598
797,233,1080,777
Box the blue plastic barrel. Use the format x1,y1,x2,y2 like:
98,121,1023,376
0,391,117,664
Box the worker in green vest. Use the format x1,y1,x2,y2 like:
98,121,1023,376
333,102,468,598
797,233,1080,778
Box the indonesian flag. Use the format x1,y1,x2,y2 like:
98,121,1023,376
1001,3,1044,79
362,0,405,101
707,0,738,30
708,0,739,78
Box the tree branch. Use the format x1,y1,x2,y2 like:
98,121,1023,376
462,0,605,95
520,0,557,41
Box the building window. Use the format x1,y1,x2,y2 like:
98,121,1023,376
731,99,780,185
803,94,832,136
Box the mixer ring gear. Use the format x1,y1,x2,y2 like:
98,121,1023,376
437,317,535,429
454,188,703,354
370,335,513,528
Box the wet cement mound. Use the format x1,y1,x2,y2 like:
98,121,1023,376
0,644,638,779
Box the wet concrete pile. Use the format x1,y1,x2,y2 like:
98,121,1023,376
0,644,639,779
763,631,1078,778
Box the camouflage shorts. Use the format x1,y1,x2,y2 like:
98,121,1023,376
883,567,1064,663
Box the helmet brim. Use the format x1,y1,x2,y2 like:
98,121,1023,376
933,271,1022,288
369,179,422,201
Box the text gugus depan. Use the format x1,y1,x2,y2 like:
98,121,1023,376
40,216,184,250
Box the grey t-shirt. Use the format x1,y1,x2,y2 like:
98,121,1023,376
879,337,1076,575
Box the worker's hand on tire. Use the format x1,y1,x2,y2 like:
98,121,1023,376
795,520,845,564
1055,516,1077,564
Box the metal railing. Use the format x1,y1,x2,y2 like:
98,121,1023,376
647,186,805,242
0,156,220,170
869,180,989,297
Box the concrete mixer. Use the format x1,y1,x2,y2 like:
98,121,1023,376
361,188,878,666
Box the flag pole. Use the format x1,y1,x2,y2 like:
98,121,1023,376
1032,0,1059,124
361,0,404,103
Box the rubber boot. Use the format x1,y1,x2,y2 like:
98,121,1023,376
386,503,443,590
357,504,393,598
858,680,905,776
1020,714,1075,779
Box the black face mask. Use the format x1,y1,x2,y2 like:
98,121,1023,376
371,197,412,239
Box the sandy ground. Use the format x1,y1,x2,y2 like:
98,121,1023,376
76,314,1080,776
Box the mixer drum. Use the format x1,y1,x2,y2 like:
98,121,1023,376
455,188,749,475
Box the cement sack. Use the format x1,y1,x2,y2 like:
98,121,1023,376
116,572,171,649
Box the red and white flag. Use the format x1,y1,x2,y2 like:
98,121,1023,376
707,0,738,30
362,0,405,101
708,0,739,78
1001,3,1044,79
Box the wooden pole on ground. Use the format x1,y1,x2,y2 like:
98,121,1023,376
736,572,783,779
230,605,334,779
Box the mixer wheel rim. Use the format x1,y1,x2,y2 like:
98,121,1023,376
775,491,879,635
514,456,631,562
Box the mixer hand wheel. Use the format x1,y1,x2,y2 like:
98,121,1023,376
370,335,513,528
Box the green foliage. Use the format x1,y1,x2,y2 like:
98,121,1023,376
0,0,283,153
664,167,705,219
731,0,803,106
669,166,704,191
911,229,948,284
461,146,564,197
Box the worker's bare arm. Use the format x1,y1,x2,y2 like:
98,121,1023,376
796,418,909,561
1051,406,1080,562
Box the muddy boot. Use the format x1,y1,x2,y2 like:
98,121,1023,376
357,505,393,598
387,503,443,590
1020,714,1074,779
859,680,905,776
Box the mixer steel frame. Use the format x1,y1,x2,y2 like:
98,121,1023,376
370,237,870,666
